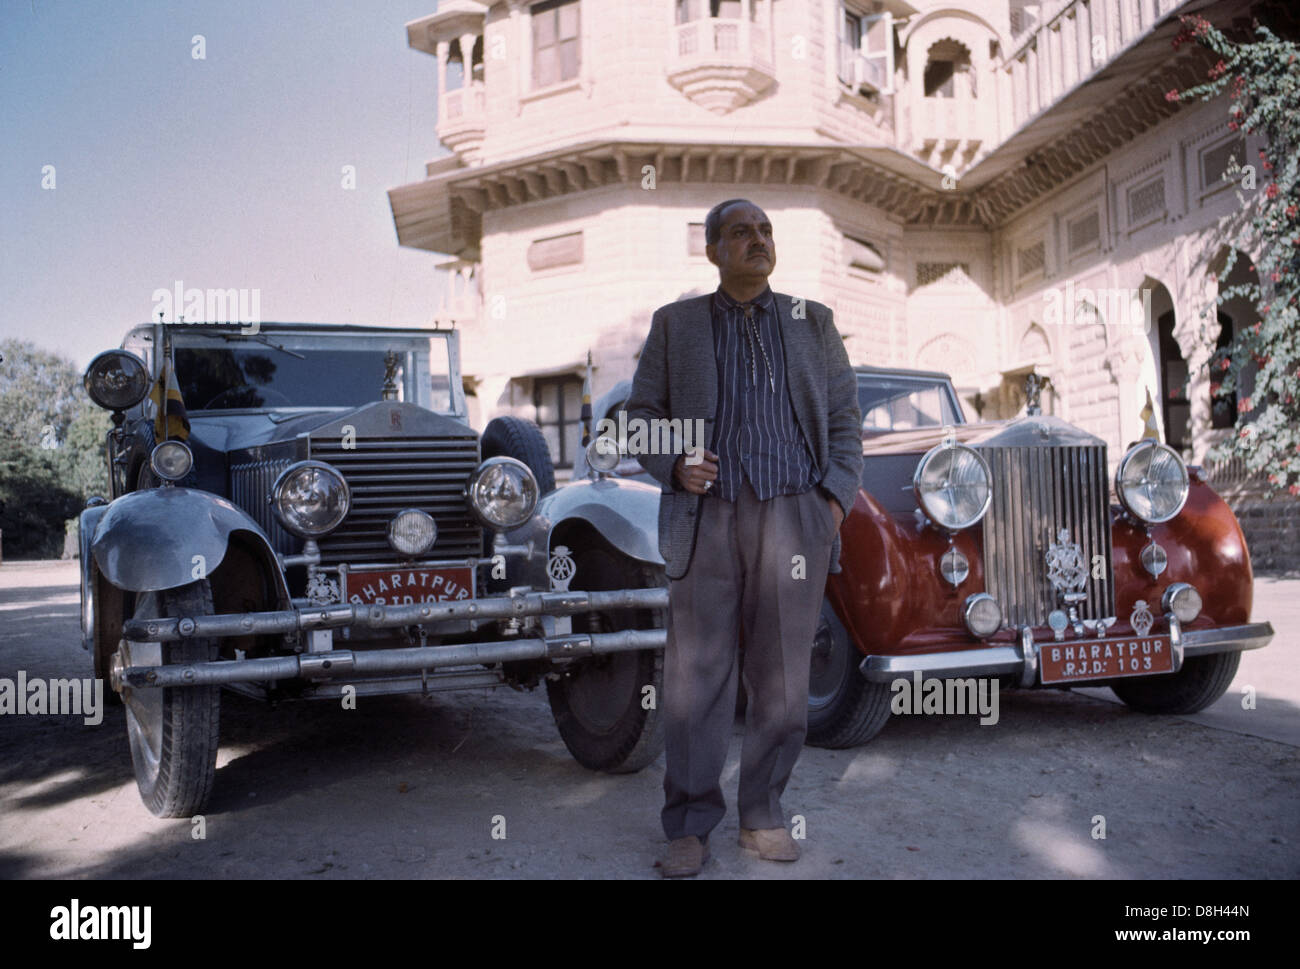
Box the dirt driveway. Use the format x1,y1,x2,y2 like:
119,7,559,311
1,560,1296,879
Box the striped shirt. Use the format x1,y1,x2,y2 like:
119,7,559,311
709,285,819,502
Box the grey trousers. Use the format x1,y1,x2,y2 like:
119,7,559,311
661,479,836,841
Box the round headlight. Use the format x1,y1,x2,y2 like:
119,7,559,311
586,436,621,474
1115,440,1189,524
466,457,539,531
1162,582,1202,623
271,461,351,538
914,443,992,531
388,509,437,557
150,441,193,481
84,350,151,411
963,593,1002,638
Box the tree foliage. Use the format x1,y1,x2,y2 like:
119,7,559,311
1172,15,1300,495
0,339,111,558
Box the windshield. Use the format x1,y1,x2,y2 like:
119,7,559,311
169,330,458,413
858,376,961,432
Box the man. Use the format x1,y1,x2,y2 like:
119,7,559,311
626,199,863,877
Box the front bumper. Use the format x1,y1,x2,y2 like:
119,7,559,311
858,621,1274,687
117,587,668,690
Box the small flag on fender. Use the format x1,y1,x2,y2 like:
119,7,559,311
150,361,191,441
1139,387,1160,441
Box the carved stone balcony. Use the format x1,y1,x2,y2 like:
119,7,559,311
437,84,486,164
667,15,775,115
911,96,991,169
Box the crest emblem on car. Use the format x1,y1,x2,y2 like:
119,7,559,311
1045,528,1087,599
1130,600,1155,639
547,545,576,592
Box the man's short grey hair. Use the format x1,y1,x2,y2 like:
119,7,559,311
704,198,756,246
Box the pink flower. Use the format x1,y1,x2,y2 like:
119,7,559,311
1228,120,1239,131
1208,60,1227,79
1286,204,1298,218
1266,183,1279,199
1165,89,1181,102
1238,397,1252,412
1290,484,1300,496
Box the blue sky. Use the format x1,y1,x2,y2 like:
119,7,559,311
0,0,449,368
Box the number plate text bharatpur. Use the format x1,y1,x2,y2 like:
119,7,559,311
344,567,474,606
1038,635,1174,684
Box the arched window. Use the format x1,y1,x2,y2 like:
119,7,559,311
1157,310,1190,450
924,39,974,98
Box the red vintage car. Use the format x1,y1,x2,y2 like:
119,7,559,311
805,366,1274,746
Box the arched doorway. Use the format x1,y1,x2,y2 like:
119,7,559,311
1140,280,1183,450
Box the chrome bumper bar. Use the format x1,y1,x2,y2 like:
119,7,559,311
119,627,667,689
121,587,668,642
859,621,1274,685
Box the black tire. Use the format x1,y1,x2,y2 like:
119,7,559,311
481,416,556,495
89,574,125,707
546,546,665,773
119,580,221,817
1110,650,1241,714
805,598,893,748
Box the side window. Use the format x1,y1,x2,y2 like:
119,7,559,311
534,375,582,468
532,0,580,89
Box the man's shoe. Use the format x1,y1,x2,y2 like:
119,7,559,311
661,836,709,877
739,827,800,862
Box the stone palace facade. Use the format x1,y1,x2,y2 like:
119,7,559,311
387,0,1293,476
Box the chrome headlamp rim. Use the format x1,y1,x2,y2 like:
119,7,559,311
388,508,438,558
83,349,151,411
963,592,1002,638
912,442,993,532
149,441,193,482
585,435,621,475
270,460,351,539
465,456,539,531
1161,582,1202,623
1115,440,1189,524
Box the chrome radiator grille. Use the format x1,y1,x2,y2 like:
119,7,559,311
309,435,482,566
980,445,1114,628
230,458,296,554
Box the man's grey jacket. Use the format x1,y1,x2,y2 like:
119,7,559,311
626,291,864,580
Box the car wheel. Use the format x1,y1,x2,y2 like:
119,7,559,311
546,547,665,773
481,416,556,495
118,579,221,817
805,598,893,748
89,572,126,707
1109,649,1241,715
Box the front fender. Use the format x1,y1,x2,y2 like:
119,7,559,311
91,487,280,593
535,477,664,566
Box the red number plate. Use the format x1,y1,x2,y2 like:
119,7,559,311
343,566,474,606
1039,635,1173,684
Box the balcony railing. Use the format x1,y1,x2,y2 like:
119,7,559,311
1008,0,1187,130
673,18,770,65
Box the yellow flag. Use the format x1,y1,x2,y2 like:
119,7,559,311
1139,387,1160,441
150,360,191,442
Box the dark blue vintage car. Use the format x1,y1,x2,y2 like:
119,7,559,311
80,323,667,816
